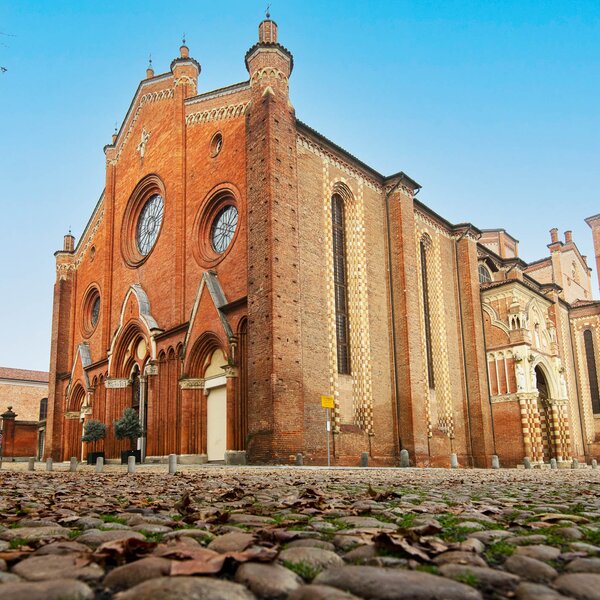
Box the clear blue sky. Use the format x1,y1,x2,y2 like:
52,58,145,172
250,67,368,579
1,1,598,371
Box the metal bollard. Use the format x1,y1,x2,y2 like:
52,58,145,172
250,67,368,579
28,457,35,471
523,457,532,469
95,456,104,473
46,458,53,472
400,449,410,468
550,458,557,469
69,457,77,472
450,453,459,469
168,454,177,474
127,455,136,474
491,455,500,469
360,452,369,468
295,453,303,466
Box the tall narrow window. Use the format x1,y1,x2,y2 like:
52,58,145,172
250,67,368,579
420,240,435,388
584,329,600,414
332,194,351,374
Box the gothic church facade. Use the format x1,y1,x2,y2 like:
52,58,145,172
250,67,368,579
46,19,600,467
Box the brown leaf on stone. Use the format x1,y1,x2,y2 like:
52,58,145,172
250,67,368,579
218,487,247,501
367,484,403,502
0,550,33,563
174,492,192,516
94,537,157,565
170,545,278,576
373,532,431,562
170,548,226,575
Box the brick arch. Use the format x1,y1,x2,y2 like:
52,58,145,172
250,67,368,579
187,332,226,378
67,383,86,412
111,321,150,378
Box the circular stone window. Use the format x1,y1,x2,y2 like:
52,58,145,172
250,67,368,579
192,187,241,267
211,205,238,253
136,194,164,256
121,175,166,267
81,286,101,337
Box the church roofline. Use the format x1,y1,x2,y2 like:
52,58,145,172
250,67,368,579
296,120,421,191
480,228,520,244
185,80,250,105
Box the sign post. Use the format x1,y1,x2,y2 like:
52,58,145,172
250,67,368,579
320,395,334,467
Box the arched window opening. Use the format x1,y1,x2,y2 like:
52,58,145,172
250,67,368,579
584,329,600,414
332,193,351,374
420,240,435,389
131,365,141,416
39,397,48,421
478,264,492,284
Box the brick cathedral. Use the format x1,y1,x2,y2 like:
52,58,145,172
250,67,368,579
46,18,600,467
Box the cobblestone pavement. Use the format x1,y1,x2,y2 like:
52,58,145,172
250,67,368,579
0,464,599,599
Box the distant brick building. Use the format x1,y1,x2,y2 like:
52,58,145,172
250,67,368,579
0,368,49,459
46,19,600,466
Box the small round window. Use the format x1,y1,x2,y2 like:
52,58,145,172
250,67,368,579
210,132,223,157
136,194,164,256
211,205,238,253
81,286,101,338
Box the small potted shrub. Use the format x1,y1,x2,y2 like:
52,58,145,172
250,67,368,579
114,407,143,464
81,419,107,465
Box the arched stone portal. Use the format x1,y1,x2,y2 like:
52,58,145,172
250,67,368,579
535,365,555,462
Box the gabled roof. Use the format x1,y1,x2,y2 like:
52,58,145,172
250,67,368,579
0,367,49,384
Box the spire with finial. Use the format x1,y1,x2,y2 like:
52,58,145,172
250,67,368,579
146,53,154,79
112,122,118,144
266,4,271,19
63,228,75,252
180,33,189,58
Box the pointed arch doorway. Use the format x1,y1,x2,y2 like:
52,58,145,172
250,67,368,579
535,365,555,462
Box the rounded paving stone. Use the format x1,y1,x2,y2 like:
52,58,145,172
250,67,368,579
114,575,256,599
314,565,483,599
504,554,559,583
566,558,600,574
0,526,69,543
555,573,600,599
439,564,520,593
515,545,561,562
234,562,303,598
516,582,573,599
433,550,487,567
77,529,146,549
0,578,94,600
288,584,362,599
286,539,336,551
278,547,345,572
11,554,104,583
208,531,255,553
103,556,172,590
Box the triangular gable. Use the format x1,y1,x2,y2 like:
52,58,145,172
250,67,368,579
66,343,93,398
108,284,162,373
182,272,234,363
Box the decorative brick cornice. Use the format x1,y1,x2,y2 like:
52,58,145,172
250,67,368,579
108,88,174,165
414,210,453,240
186,102,248,126
105,378,130,389
296,133,381,192
179,378,205,390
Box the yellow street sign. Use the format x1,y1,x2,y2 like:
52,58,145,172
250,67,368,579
321,395,334,409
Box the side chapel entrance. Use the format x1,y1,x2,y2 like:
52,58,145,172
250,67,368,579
535,365,555,462
205,349,228,461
